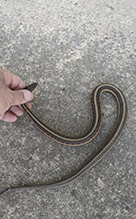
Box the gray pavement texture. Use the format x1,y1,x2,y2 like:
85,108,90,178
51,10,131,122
0,0,136,218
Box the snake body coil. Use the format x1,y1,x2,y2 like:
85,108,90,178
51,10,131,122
0,83,127,196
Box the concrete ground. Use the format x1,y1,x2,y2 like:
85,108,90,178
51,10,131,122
0,0,136,218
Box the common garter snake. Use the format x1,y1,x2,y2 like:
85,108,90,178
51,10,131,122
0,83,127,196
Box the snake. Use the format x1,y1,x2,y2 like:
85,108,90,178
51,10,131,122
0,83,127,196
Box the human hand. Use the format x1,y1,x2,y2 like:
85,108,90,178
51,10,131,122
0,68,34,122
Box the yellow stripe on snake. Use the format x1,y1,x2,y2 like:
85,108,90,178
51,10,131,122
0,83,127,196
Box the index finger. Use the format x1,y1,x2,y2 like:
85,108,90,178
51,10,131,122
1,68,26,90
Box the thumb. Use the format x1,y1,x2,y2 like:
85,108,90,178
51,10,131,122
10,89,34,106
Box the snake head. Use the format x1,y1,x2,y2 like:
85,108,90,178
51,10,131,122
25,83,38,93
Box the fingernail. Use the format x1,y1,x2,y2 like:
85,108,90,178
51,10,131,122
24,91,33,100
